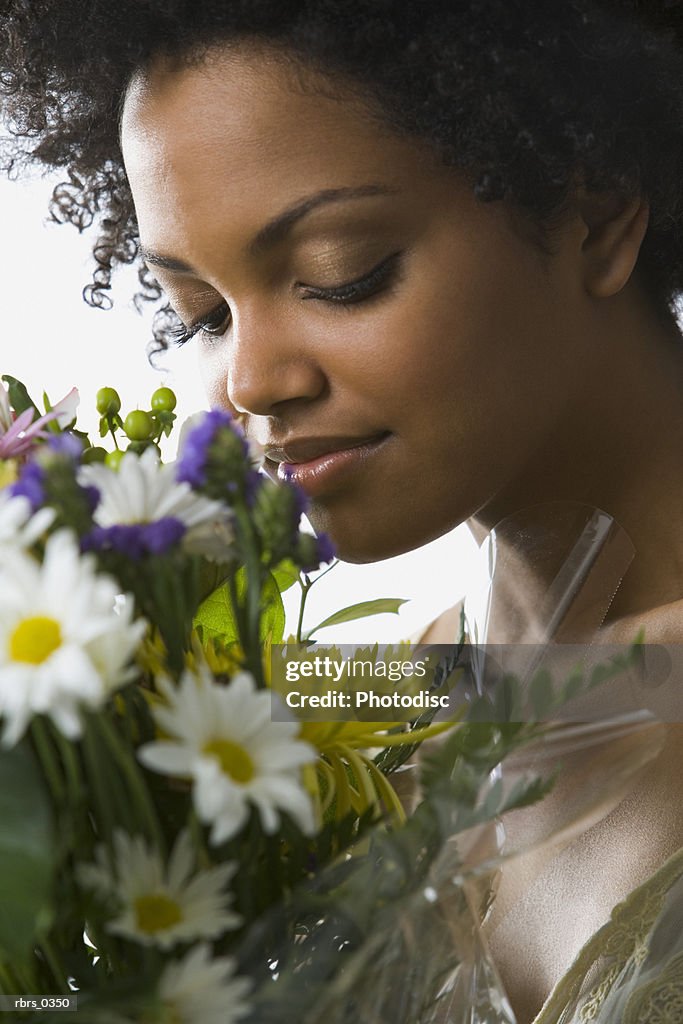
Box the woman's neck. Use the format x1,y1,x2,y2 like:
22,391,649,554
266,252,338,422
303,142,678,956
467,285,683,633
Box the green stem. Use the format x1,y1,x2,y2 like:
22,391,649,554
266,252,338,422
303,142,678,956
296,576,313,644
344,748,380,814
187,808,210,869
228,572,248,652
30,718,66,805
235,506,264,683
40,937,69,992
329,753,353,819
308,560,338,586
317,758,337,816
11,959,38,996
364,757,407,825
150,562,185,675
52,729,83,808
93,715,165,852
0,961,18,994
81,719,118,845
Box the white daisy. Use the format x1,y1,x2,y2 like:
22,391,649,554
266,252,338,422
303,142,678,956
0,529,146,745
156,943,251,1024
0,492,54,553
138,666,317,845
77,829,241,949
79,447,233,560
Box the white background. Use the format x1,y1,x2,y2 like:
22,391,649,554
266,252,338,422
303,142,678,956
0,170,478,642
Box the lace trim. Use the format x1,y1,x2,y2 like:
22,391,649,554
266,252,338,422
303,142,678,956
623,951,683,1024
533,845,683,1024
577,963,622,1022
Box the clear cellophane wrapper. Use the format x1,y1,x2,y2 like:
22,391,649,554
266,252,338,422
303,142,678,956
235,503,676,1024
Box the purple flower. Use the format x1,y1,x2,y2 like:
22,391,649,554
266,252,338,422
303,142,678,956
290,480,310,521
296,530,337,572
47,433,83,460
82,485,101,514
0,384,79,460
315,532,337,566
9,463,46,512
82,517,186,559
244,468,263,508
176,409,238,488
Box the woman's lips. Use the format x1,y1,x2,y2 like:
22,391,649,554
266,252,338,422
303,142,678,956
263,432,392,497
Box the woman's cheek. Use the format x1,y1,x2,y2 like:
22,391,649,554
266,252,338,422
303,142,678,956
198,338,230,410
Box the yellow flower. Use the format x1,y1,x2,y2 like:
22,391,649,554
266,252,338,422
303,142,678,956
0,459,18,489
272,639,463,828
300,716,460,828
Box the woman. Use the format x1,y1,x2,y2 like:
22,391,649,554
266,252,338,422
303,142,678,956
2,2,683,1020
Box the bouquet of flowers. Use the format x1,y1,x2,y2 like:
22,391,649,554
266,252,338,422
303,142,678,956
0,375,651,1024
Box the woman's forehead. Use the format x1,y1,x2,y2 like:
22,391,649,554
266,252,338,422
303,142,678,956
119,45,452,257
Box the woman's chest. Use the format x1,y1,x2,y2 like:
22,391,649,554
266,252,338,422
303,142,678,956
481,727,683,1023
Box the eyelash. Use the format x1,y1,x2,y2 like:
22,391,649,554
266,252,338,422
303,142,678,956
166,302,231,349
300,250,402,306
167,251,403,348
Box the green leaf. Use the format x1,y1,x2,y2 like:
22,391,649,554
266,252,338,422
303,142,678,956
529,668,554,719
261,572,286,645
195,580,240,646
561,667,585,705
0,740,55,960
196,561,236,605
303,598,408,639
42,391,63,433
270,558,301,593
1,375,39,417
194,567,286,646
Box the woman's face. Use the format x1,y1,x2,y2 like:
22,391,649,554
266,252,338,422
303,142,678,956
121,44,593,563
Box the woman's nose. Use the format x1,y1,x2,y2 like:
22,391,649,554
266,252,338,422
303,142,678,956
224,306,327,419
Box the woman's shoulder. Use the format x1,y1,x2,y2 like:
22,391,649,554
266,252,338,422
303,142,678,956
597,595,683,644
405,600,464,646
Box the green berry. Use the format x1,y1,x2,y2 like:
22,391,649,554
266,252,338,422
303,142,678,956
82,446,107,465
123,409,154,441
96,387,121,416
105,449,125,471
151,387,177,412
125,440,159,456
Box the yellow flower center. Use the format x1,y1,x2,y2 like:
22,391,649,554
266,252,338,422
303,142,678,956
203,738,255,783
158,1004,183,1024
134,892,182,934
0,460,18,489
9,616,62,665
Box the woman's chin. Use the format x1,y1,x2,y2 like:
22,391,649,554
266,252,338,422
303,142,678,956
306,504,451,566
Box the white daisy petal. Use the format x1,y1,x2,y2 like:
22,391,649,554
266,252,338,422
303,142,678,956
79,449,234,560
0,529,146,744
158,943,251,1024
0,494,55,553
139,662,318,844
76,830,241,950
138,741,196,776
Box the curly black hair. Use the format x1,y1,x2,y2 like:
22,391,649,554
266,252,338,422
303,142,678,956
2,0,683,352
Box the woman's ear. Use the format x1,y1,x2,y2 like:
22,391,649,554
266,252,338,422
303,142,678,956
577,191,649,299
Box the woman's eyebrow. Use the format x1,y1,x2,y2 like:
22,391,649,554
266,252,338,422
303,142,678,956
139,183,397,273
247,183,397,255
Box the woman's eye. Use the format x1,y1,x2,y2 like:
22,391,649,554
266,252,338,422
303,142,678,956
197,302,231,336
168,301,231,348
299,251,403,306
167,252,402,349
